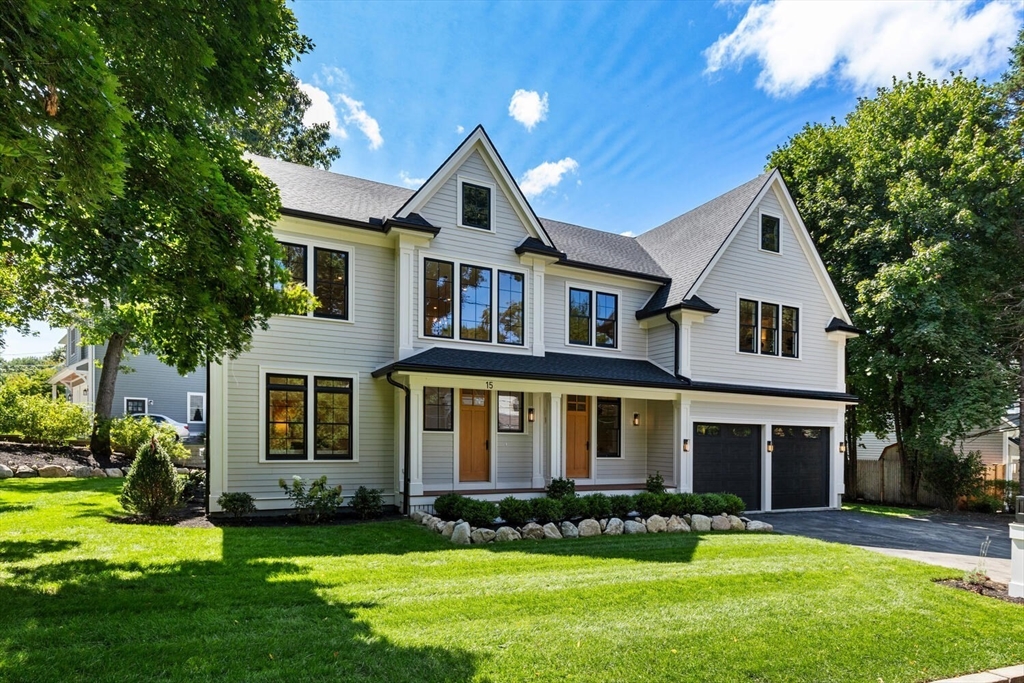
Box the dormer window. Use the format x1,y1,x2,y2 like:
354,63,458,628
760,214,780,253
459,179,492,230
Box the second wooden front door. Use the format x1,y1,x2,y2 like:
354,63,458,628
459,389,490,482
565,395,590,479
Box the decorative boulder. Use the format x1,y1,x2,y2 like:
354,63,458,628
683,514,692,525
542,522,562,539
728,515,746,531
420,514,437,527
104,468,124,478
450,522,471,545
666,515,690,533
646,514,667,533
578,519,601,537
37,465,67,478
599,518,608,532
624,520,647,534
0,464,13,479
690,514,712,532
746,520,773,532
560,521,579,539
15,466,37,478
711,515,731,531
441,521,456,538
90,468,107,478
71,466,93,478
604,517,624,535
521,522,545,540
471,528,496,544
434,518,450,534
495,526,522,542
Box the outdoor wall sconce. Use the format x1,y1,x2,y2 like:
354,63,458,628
767,440,774,453
633,413,640,426
527,407,535,423
839,441,846,453
683,439,690,452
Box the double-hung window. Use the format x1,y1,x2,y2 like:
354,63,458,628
760,303,779,355
266,373,355,461
760,214,781,253
781,306,799,358
267,374,307,460
424,387,454,431
569,286,618,349
738,298,799,358
460,264,492,342
280,242,307,285
497,391,524,433
314,377,352,460
276,241,350,321
423,258,524,346
497,271,525,345
596,398,621,458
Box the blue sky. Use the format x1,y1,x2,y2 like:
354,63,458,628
3,0,1021,357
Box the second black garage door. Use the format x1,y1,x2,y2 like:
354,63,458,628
771,426,830,509
693,423,761,512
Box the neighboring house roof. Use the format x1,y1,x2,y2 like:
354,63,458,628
539,218,669,282
636,172,773,317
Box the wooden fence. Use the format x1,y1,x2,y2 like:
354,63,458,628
856,455,1008,508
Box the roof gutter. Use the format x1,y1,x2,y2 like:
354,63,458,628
385,372,412,515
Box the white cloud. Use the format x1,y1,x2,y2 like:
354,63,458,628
297,82,347,138
519,158,579,198
315,66,352,91
704,0,1021,96
399,171,426,188
337,94,383,150
619,231,635,237
455,125,465,134
508,89,550,131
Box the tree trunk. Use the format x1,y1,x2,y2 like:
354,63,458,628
89,332,128,465
845,405,858,500
1018,346,1024,497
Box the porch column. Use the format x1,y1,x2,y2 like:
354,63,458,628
531,392,546,488
549,392,563,480
51,384,57,400
408,384,424,496
762,422,773,512
832,405,845,507
678,397,692,492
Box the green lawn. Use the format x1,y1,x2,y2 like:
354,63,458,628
842,502,936,518
2,481,1022,683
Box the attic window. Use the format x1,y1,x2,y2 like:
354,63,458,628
760,214,780,253
461,182,492,230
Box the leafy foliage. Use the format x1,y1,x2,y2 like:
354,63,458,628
634,492,662,518
559,495,585,520
349,486,385,520
459,499,498,527
545,477,576,500
678,493,704,516
218,492,256,519
119,438,183,520
498,496,532,527
922,448,984,511
0,372,90,443
433,493,466,521
529,498,563,525
108,416,188,461
719,494,747,517
278,475,342,524
645,471,666,494
581,493,612,520
608,494,635,519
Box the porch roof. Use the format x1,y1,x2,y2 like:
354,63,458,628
372,347,689,390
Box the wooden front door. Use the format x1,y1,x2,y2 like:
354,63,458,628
459,389,490,482
565,395,590,479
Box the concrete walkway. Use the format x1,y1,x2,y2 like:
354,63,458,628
758,509,1013,583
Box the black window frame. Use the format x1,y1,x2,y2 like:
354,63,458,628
423,387,454,432
739,299,758,354
313,376,353,461
595,397,621,458
278,241,308,287
496,270,525,346
266,374,308,461
125,398,147,415
595,292,618,349
423,258,455,339
497,391,524,433
459,264,493,342
760,214,781,253
781,305,799,358
312,247,349,320
760,302,779,356
461,182,492,230
568,287,592,346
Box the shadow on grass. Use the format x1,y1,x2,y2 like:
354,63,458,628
0,539,79,562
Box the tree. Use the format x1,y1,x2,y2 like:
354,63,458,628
769,74,1021,504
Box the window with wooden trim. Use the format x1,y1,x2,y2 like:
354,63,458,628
497,270,524,345
739,299,758,353
267,374,306,460
596,398,621,458
595,292,618,348
424,387,453,431
497,391,524,433
313,247,349,319
461,182,492,229
460,264,492,342
424,259,454,338
761,214,780,253
760,302,779,355
314,377,352,460
568,288,592,345
781,305,799,358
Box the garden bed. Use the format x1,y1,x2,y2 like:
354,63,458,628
937,578,1024,605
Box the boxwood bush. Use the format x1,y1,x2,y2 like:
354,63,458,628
659,493,685,517
530,497,563,524
546,477,576,500
608,494,635,519
634,492,662,517
460,498,499,526
701,493,727,516
720,493,746,516
678,493,703,515
499,496,532,526
560,495,585,520
433,492,465,521
582,493,612,519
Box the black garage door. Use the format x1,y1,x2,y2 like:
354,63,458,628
771,426,830,509
693,423,761,512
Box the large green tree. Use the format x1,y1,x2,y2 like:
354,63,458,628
769,74,1021,503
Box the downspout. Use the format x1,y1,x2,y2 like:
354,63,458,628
665,311,683,379
386,372,412,515
204,358,211,514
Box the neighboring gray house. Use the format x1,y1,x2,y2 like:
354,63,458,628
208,126,861,514
49,328,207,434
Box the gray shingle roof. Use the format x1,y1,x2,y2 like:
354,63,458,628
539,218,668,281
636,172,773,316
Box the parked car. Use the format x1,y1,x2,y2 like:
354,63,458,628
129,413,189,439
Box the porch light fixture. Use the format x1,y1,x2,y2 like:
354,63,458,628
528,407,535,423
683,439,690,452
767,440,774,453
839,441,846,453
633,413,640,427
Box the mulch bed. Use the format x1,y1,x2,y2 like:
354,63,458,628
1,440,131,471
937,578,1024,605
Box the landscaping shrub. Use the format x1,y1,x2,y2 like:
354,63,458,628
433,492,466,521
969,494,1002,514
460,499,499,526
560,495,585,520
646,471,666,494
350,486,385,520
499,496,532,526
530,497,563,524
678,493,704,515
109,416,189,460
609,494,635,519
218,491,256,518
720,493,746,516
634,491,661,517
546,477,576,499
582,493,612,519
986,479,1020,512
278,475,342,524
180,469,206,502
701,493,727,516
1,394,91,444
119,438,183,520
923,448,984,511
659,493,685,517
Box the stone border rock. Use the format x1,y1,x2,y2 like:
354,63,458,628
0,463,204,480
410,510,773,544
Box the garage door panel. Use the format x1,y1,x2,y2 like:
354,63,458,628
693,423,761,512
771,426,829,509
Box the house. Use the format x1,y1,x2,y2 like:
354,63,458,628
207,126,860,514
49,327,208,434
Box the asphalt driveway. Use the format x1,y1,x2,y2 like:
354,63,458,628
758,509,1014,582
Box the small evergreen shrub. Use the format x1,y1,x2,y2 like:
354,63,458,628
461,498,499,526
433,492,466,521
218,491,256,518
720,493,746,516
701,493,727,516
923,448,984,511
278,475,342,524
119,438,183,519
679,493,704,515
582,493,612,519
560,495,585,520
181,469,206,502
546,477,576,500
499,496,532,526
634,491,662,517
350,486,385,520
645,471,666,494
969,494,1002,514
659,493,685,517
530,497,563,524
609,494,635,519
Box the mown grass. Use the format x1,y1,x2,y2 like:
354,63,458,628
842,501,936,518
2,479,1022,682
